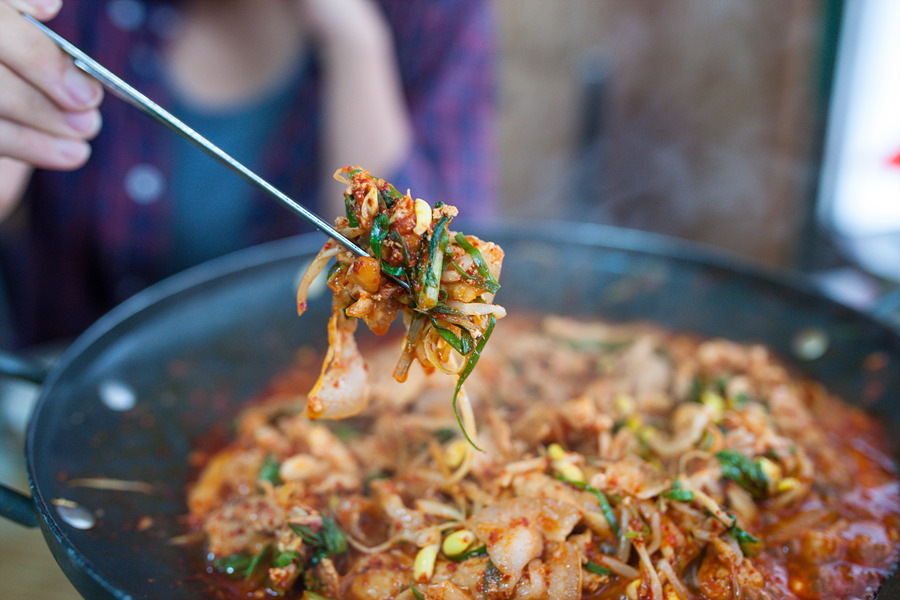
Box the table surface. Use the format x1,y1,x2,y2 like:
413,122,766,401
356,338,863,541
0,500,81,600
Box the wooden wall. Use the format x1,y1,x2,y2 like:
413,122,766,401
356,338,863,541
497,0,824,266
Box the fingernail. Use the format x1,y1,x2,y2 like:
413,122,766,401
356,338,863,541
25,0,62,19
55,138,91,163
62,68,100,106
65,110,102,136
25,0,62,14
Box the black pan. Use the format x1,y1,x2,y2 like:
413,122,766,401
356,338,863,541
1,222,899,599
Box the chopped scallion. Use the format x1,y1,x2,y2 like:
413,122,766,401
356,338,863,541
585,561,611,576
554,473,620,536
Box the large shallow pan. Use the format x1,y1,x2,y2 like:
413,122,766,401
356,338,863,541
1,222,899,599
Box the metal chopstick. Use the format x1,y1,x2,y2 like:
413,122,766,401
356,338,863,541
24,15,410,292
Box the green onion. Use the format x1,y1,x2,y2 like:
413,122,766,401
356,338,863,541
244,545,270,580
258,455,281,486
273,550,300,568
344,193,359,227
381,262,405,279
417,215,451,310
554,473,620,537
688,377,704,403
452,233,500,294
662,479,694,502
729,522,762,557
370,213,391,262
446,544,488,562
452,314,496,451
430,318,474,356
585,561,611,576
212,552,253,578
409,583,425,600
368,214,408,279
378,185,401,208
291,524,321,546
434,428,457,444
321,515,348,556
483,561,503,595
716,450,769,499
289,515,347,563
714,377,729,396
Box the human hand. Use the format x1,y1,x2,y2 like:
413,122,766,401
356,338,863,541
0,0,103,170
296,0,411,206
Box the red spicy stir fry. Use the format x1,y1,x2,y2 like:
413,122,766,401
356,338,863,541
295,167,504,444
187,315,900,600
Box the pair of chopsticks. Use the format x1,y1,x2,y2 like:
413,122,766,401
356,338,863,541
24,15,410,292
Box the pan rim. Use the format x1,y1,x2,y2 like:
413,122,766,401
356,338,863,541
22,220,900,599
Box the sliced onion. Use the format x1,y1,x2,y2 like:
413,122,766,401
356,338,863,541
296,242,342,315
657,559,690,600
422,326,465,375
595,555,640,579
432,311,480,336
444,300,507,318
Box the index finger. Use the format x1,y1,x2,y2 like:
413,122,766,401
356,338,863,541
0,1,102,111
5,0,61,21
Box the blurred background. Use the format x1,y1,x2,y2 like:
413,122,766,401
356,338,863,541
2,0,899,597
498,0,898,309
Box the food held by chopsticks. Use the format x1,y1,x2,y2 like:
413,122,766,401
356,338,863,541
295,167,504,441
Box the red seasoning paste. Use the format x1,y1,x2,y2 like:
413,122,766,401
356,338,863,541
185,315,900,599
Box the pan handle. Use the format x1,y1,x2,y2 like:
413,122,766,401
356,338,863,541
0,350,47,527
0,349,50,384
0,485,38,527
872,287,900,327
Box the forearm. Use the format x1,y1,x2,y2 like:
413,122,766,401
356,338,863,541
310,1,412,215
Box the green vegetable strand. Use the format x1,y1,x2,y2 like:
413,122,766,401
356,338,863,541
273,551,301,568
429,318,474,355
244,545,270,580
344,193,359,227
417,215,451,309
289,515,348,563
258,455,282,486
369,213,390,263
729,521,762,557
585,561,612,576
554,474,620,537
408,583,426,600
452,314,496,451
446,545,488,562
715,450,769,499
662,479,694,502
453,233,500,293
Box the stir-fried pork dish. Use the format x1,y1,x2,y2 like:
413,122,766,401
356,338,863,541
187,315,900,599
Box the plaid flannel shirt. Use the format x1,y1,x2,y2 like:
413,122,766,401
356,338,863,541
1,0,497,347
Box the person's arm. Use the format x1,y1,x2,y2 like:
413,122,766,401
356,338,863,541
299,0,413,216
366,0,498,219
0,0,103,218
